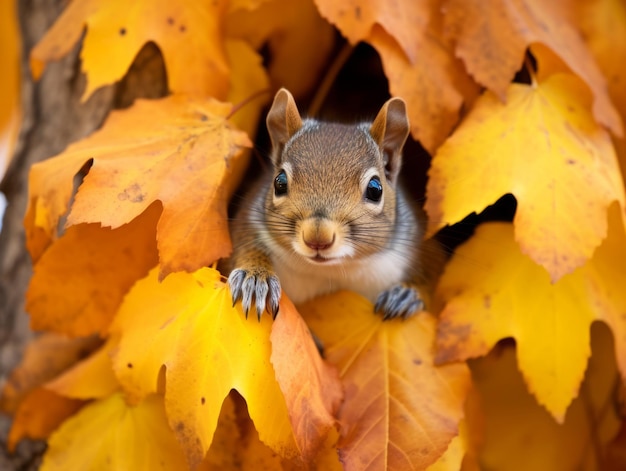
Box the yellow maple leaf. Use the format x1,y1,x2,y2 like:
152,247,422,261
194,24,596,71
111,266,341,467
435,203,626,420
462,325,620,469
30,0,230,100
24,96,250,278
442,0,622,135
26,204,159,337
426,73,625,281
40,394,189,471
299,291,470,470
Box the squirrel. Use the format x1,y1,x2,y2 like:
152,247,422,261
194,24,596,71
227,88,429,321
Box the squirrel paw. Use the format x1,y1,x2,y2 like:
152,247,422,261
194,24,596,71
228,268,281,320
374,284,424,320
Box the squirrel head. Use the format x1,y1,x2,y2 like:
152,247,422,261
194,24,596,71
264,88,410,265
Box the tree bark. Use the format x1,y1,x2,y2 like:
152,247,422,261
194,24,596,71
0,1,167,467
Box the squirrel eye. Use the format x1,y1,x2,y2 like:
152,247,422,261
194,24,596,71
365,176,383,202
274,170,288,196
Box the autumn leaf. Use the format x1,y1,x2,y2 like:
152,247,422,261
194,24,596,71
435,203,626,420
39,394,189,471
26,204,159,337
463,325,621,469
24,96,250,277
299,291,470,470
227,0,335,98
30,0,230,100
426,73,625,281
0,333,99,415
270,295,342,461
111,266,340,467
442,0,623,135
314,0,476,153
0,0,21,178
8,388,85,452
575,0,626,120
45,340,119,400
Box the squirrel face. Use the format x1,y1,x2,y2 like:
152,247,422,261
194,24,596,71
264,89,410,267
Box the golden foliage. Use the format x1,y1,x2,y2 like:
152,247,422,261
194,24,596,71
2,0,626,469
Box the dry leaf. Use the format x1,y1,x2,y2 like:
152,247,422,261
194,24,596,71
227,0,335,98
443,0,623,135
111,267,339,467
24,96,250,278
0,0,21,178
300,291,470,470
40,394,189,471
435,204,626,420
463,325,620,469
0,333,99,414
26,204,159,337
8,388,85,451
30,0,230,100
426,73,625,281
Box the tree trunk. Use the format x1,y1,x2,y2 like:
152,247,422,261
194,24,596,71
0,1,167,467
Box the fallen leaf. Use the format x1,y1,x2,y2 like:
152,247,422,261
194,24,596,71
26,203,159,337
45,339,119,400
111,267,336,467
442,0,622,135
426,73,625,281
227,0,335,98
435,204,626,420
314,0,475,153
368,25,475,154
24,96,250,278
0,333,100,414
40,393,189,471
0,0,21,179
30,0,230,100
463,324,620,469
299,291,470,471
313,0,427,64
270,295,342,461
8,388,85,452
197,394,241,471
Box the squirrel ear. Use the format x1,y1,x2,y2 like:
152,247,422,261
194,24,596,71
266,88,303,163
369,97,410,184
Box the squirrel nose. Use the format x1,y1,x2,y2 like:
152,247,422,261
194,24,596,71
304,233,335,251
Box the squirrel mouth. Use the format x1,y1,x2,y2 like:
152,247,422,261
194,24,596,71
310,254,330,263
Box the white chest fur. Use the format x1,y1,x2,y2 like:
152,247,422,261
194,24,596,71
271,248,410,304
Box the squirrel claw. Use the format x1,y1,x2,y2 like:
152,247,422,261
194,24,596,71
375,285,423,320
228,268,281,321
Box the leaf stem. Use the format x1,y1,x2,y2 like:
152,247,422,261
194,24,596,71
227,88,272,120
309,41,355,117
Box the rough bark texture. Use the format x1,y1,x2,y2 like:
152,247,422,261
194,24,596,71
0,1,167,468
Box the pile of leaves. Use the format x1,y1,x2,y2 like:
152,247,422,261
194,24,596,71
2,0,626,469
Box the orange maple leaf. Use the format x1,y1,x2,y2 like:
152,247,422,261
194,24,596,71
24,96,250,279
314,0,476,153
26,205,159,337
300,292,470,470
30,0,230,100
443,0,623,136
